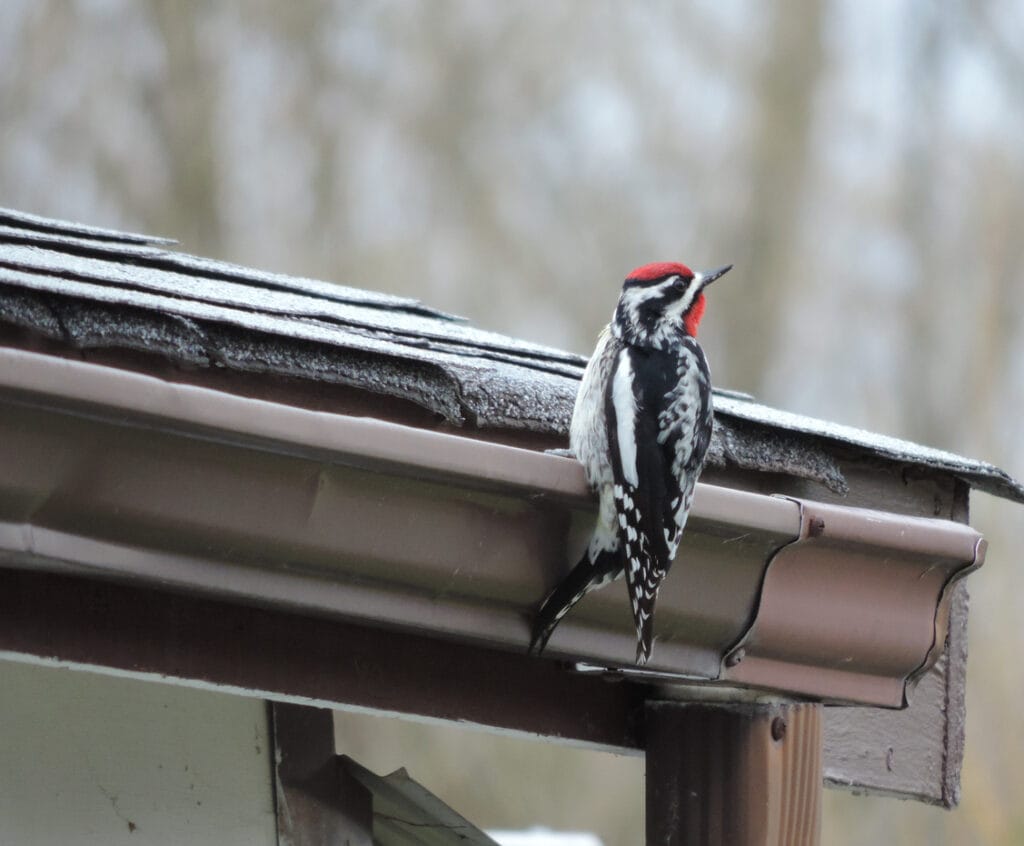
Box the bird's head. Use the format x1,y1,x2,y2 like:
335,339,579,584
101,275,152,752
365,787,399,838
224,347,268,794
613,261,732,346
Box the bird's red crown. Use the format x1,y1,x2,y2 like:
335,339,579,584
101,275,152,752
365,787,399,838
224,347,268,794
626,262,693,283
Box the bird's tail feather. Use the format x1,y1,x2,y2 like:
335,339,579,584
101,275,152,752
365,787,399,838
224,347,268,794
628,577,658,665
529,549,617,656
635,612,655,665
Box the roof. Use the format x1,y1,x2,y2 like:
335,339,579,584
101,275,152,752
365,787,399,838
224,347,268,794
0,206,1020,503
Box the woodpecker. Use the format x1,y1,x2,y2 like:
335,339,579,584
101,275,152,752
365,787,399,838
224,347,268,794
530,261,731,665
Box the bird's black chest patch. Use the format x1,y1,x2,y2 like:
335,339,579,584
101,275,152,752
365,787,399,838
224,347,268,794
629,346,682,413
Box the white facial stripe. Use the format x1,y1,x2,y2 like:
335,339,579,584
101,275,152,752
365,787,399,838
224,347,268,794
666,279,697,319
673,289,694,317
639,273,679,292
625,281,671,309
612,351,639,487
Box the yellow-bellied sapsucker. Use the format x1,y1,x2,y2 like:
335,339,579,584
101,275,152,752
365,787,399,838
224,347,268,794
530,262,731,665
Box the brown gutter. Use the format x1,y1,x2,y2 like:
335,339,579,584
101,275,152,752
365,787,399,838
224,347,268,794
0,347,984,706
720,498,986,706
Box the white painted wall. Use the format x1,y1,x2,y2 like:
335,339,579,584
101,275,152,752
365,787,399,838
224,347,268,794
0,659,277,846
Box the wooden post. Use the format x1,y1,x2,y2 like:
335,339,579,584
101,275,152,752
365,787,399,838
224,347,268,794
646,701,822,846
270,702,373,846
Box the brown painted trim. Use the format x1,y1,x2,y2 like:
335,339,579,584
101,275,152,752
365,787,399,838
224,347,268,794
0,570,647,753
0,566,966,806
816,481,976,809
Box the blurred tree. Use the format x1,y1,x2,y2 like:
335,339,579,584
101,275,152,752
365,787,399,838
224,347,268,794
147,0,222,254
711,0,825,395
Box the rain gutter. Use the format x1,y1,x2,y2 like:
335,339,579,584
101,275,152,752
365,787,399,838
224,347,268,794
0,347,984,707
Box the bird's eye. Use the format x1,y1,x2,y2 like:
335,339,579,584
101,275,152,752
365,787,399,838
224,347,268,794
671,276,686,292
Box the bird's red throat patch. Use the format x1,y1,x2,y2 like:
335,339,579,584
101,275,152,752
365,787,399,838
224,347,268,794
684,293,706,337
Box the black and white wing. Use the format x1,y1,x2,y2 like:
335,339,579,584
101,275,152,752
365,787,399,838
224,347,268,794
605,341,712,664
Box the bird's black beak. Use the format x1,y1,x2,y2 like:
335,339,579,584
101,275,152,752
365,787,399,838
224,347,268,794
698,264,732,290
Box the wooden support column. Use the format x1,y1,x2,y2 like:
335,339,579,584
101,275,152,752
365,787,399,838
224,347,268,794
646,700,822,846
270,702,373,846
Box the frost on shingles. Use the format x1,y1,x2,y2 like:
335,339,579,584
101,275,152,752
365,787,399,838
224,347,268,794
706,415,849,495
0,286,64,338
200,324,469,425
47,297,212,366
714,393,1024,504
1,204,1021,505
448,356,577,433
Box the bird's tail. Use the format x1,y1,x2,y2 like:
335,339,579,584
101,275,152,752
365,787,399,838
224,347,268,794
635,610,655,665
529,549,616,656
628,576,658,666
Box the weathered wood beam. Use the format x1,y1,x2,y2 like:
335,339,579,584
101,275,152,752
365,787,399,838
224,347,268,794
646,701,822,846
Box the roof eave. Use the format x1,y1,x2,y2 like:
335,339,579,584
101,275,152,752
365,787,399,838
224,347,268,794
0,347,983,708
